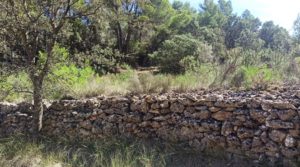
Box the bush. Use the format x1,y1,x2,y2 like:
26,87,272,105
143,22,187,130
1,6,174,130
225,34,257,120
283,58,300,84
179,56,200,72
72,45,123,75
150,34,212,74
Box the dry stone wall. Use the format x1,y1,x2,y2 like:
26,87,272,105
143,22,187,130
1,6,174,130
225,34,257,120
0,88,300,162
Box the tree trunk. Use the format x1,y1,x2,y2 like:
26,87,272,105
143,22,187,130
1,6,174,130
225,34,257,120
32,78,44,133
116,22,123,51
123,23,132,55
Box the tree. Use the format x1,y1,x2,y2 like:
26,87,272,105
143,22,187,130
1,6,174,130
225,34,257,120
102,0,150,66
199,0,228,28
259,21,292,53
0,0,101,133
293,13,300,43
223,15,242,49
218,0,232,17
143,0,196,65
236,29,264,51
223,10,261,49
172,0,184,10
197,0,232,59
241,10,261,32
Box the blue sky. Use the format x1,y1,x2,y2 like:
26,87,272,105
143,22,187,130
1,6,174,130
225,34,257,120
170,0,300,32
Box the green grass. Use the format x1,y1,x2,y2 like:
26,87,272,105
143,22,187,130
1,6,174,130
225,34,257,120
0,135,273,167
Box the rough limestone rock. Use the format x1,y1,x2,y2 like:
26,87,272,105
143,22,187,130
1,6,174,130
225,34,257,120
272,102,296,110
277,110,297,121
170,102,185,113
208,107,221,112
237,128,254,139
269,130,286,143
281,148,299,158
261,101,273,111
221,121,234,136
251,137,264,153
227,135,241,147
266,120,294,129
212,111,232,121
285,135,297,148
249,109,267,124
192,110,210,119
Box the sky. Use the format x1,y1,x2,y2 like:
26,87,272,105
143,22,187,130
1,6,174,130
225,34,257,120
170,0,300,32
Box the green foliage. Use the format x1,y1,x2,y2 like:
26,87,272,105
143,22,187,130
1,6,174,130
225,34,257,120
236,30,264,51
88,45,123,74
168,9,194,33
293,14,300,42
237,65,281,88
0,76,12,101
259,21,292,53
70,67,135,97
223,10,261,49
150,34,212,74
0,72,31,102
199,0,229,28
46,65,96,99
180,56,200,72
52,44,70,64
